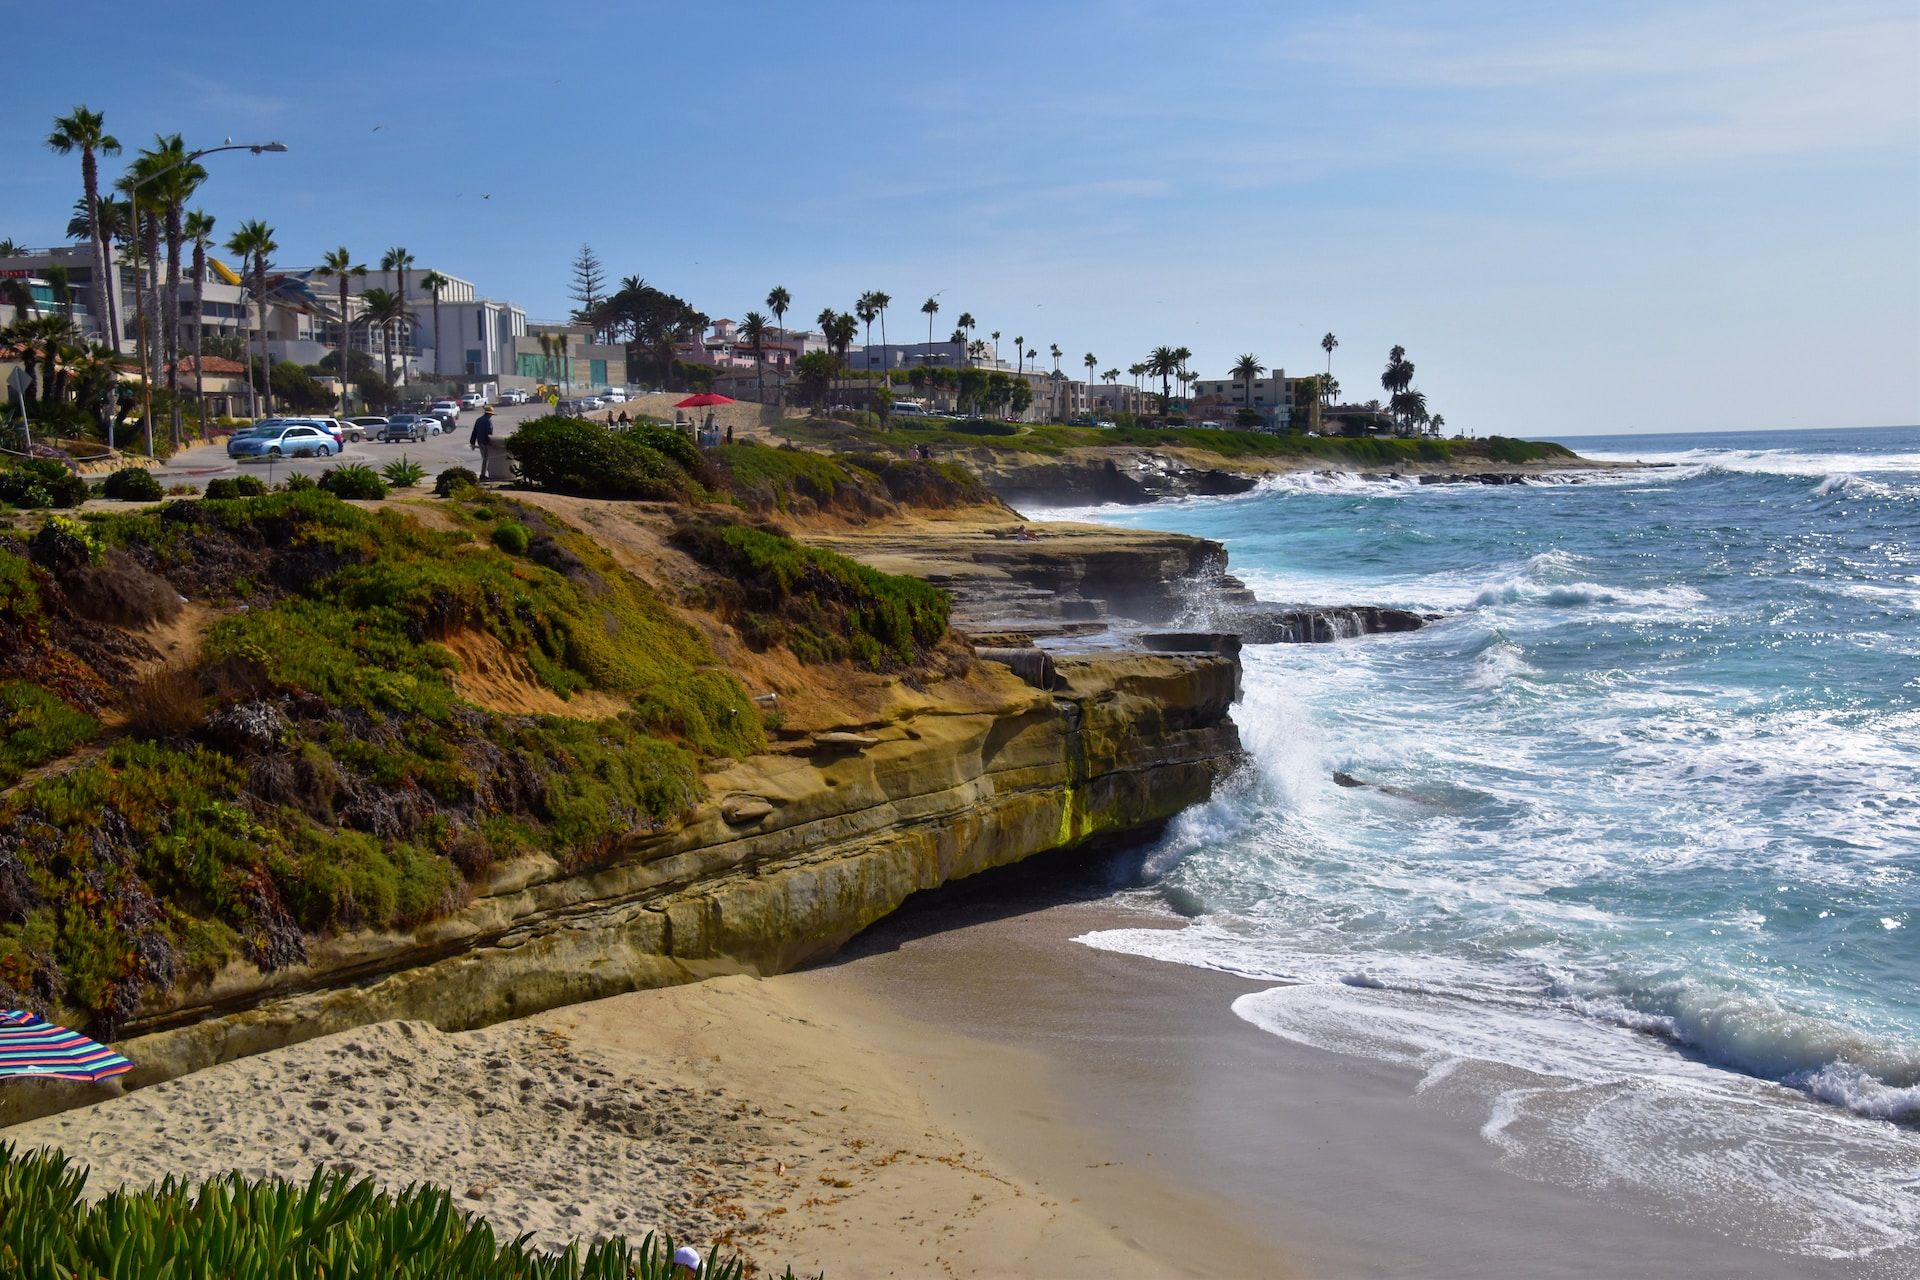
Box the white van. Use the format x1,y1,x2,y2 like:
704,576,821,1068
601,387,629,403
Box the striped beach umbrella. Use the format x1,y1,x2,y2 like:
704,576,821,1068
0,1010,133,1083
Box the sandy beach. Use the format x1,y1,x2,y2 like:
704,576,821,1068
10,843,1896,1278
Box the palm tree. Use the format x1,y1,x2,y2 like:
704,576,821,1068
46,107,121,350
1381,345,1414,432
1149,344,1179,406
766,285,790,342
380,247,414,384
1082,352,1097,417
0,240,23,257
226,219,278,418
957,312,976,365
316,247,366,417
921,296,939,352
855,291,879,367
1013,335,1025,377
184,210,215,426
1232,354,1265,412
141,134,206,446
1049,343,1062,374
740,310,770,404
420,270,450,379
359,287,406,391
1321,332,1338,379
870,291,891,379
990,330,1001,365
41,267,74,326
1430,413,1447,437
113,161,163,392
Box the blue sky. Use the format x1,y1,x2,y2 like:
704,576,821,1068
7,0,1917,435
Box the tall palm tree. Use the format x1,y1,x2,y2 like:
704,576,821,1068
1013,335,1025,377
990,330,1000,365
1148,344,1179,405
1049,343,1062,374
380,247,414,384
1321,331,1338,378
855,291,879,367
316,247,366,416
1232,353,1265,412
1380,345,1414,432
420,270,450,378
1127,361,1147,409
46,107,120,349
921,296,939,352
1430,413,1446,437
184,210,215,426
358,287,406,391
740,310,770,404
141,134,206,446
225,220,278,418
42,267,74,325
114,161,163,393
870,291,891,379
1082,352,1097,417
766,285,790,342
952,327,967,369
957,312,976,366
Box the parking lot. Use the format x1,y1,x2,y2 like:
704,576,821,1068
152,401,554,490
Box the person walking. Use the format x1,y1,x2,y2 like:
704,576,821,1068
470,404,496,481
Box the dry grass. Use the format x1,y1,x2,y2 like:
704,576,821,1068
122,665,206,739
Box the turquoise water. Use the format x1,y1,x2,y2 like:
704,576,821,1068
1050,426,1920,1264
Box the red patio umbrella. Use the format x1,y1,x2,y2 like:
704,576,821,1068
674,393,736,408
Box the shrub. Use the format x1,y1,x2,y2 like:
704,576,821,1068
317,464,388,501
69,552,181,627
506,415,705,501
433,465,478,497
491,521,529,555
101,466,165,502
381,456,428,488
0,460,88,510
0,1144,796,1280
281,471,316,492
122,665,206,740
204,475,267,500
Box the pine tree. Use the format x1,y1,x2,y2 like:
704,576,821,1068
569,244,606,320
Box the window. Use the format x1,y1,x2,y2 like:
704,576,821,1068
590,359,607,385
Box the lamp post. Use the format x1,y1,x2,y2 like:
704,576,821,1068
125,141,287,457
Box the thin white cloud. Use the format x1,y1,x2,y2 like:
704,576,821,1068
1274,1,1920,173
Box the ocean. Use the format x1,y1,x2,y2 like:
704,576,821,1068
1043,425,1920,1266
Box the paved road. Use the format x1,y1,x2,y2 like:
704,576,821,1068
151,402,562,490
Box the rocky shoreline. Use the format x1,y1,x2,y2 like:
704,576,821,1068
958,442,1631,506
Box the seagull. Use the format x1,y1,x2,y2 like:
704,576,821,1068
371,125,384,132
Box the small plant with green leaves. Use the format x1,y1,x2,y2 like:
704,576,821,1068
491,520,530,555
0,460,88,509
205,475,268,500
318,463,388,501
101,466,165,502
0,1143,815,1279
381,455,428,489
434,465,479,497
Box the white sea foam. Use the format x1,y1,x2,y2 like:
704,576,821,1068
1222,983,1920,1261
1579,445,1920,480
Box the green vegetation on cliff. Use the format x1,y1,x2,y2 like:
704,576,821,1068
0,491,767,1034
784,416,1576,466
504,415,991,516
672,515,950,669
0,1144,806,1280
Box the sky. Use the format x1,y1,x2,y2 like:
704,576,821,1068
4,0,1917,436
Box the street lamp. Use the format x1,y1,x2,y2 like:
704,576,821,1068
125,141,287,457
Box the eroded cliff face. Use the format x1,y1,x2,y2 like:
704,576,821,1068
1,651,1238,1123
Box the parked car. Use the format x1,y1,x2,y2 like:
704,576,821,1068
600,387,628,403
458,392,488,410
349,416,389,436
228,422,338,459
314,417,365,444
496,387,530,406
380,414,436,442
427,400,461,425
890,401,926,414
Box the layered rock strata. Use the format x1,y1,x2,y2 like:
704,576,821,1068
2,651,1239,1124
